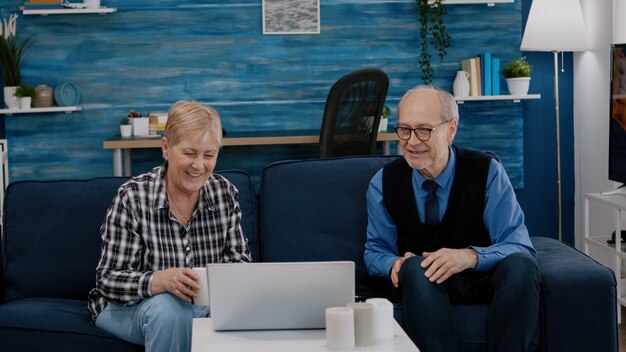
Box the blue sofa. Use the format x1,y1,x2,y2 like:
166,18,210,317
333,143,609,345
0,156,617,351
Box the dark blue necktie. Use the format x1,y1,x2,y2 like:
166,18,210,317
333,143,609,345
423,180,439,229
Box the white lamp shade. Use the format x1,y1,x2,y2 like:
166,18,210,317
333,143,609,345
520,0,588,52
616,0,626,44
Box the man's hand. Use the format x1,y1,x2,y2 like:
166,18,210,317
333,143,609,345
421,248,478,284
390,252,416,288
151,267,200,302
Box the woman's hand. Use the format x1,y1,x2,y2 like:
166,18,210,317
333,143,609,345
151,267,200,302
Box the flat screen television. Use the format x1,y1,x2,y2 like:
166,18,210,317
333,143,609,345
609,43,626,186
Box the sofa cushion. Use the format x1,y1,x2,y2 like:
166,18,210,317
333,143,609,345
260,155,399,298
2,178,128,303
0,297,142,352
0,297,125,337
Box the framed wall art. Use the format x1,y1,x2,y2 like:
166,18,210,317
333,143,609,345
262,0,320,34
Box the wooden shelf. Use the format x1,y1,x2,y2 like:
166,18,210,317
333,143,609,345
0,106,81,115
22,7,116,15
440,0,513,5
456,94,541,104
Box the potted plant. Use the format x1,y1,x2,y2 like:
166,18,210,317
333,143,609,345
120,117,132,137
128,109,149,136
15,83,35,109
0,14,35,109
501,57,532,95
379,105,392,132
416,0,451,85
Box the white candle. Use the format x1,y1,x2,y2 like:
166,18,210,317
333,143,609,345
365,298,394,343
325,307,355,351
347,302,375,346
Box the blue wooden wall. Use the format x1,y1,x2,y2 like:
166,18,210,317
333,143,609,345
1,0,524,187
2,0,581,245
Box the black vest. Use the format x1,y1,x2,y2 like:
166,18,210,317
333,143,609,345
382,146,492,255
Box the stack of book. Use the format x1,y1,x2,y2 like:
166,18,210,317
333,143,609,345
460,52,502,97
23,0,64,10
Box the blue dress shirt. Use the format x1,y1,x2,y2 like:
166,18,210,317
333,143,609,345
364,146,535,278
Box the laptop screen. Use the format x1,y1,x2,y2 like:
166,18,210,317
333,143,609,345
207,261,355,331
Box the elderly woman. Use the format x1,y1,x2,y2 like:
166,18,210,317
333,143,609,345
87,101,251,352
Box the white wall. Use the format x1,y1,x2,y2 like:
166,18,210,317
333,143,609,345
574,0,615,251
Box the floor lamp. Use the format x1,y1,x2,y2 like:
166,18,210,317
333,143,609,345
520,0,588,241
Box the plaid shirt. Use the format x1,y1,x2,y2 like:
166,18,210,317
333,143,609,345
87,165,251,323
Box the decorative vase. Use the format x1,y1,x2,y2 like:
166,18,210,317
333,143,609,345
34,84,54,107
3,86,19,109
378,117,389,132
132,117,150,136
506,77,531,95
120,124,132,137
19,97,32,109
453,71,470,98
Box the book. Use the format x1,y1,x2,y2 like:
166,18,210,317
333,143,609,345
492,57,501,95
481,52,492,96
23,1,64,8
23,4,64,9
25,1,62,3
462,58,480,97
479,54,485,95
472,56,483,96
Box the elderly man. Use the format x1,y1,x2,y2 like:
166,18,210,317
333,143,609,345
364,86,540,351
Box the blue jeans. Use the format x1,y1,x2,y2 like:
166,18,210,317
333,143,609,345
96,293,210,352
399,252,540,352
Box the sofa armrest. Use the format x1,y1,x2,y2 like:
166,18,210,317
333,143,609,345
532,237,617,352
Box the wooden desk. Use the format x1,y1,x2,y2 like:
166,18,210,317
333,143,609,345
103,130,399,176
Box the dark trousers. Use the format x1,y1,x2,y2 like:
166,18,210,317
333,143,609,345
399,252,540,352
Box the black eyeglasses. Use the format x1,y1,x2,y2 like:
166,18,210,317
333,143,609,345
394,120,449,141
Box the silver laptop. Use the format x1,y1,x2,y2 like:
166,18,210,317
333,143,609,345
207,261,355,331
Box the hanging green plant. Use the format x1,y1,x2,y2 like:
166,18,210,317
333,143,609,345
416,0,451,85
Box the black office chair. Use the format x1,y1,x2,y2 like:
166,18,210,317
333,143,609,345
319,68,389,158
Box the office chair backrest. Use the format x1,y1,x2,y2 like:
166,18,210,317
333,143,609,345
319,68,389,158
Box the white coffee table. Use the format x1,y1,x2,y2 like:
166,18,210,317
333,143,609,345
191,318,419,352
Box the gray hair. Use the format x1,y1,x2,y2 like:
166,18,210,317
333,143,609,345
398,85,459,122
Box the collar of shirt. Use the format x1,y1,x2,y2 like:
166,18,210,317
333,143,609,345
151,164,216,214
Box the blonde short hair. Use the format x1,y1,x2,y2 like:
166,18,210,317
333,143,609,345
164,101,223,147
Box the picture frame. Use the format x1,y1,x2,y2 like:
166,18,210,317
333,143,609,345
262,0,320,35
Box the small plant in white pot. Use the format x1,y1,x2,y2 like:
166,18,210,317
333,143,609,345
15,83,35,109
120,117,132,137
501,57,532,95
379,105,392,132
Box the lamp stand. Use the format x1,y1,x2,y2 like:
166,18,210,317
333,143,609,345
552,50,562,241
